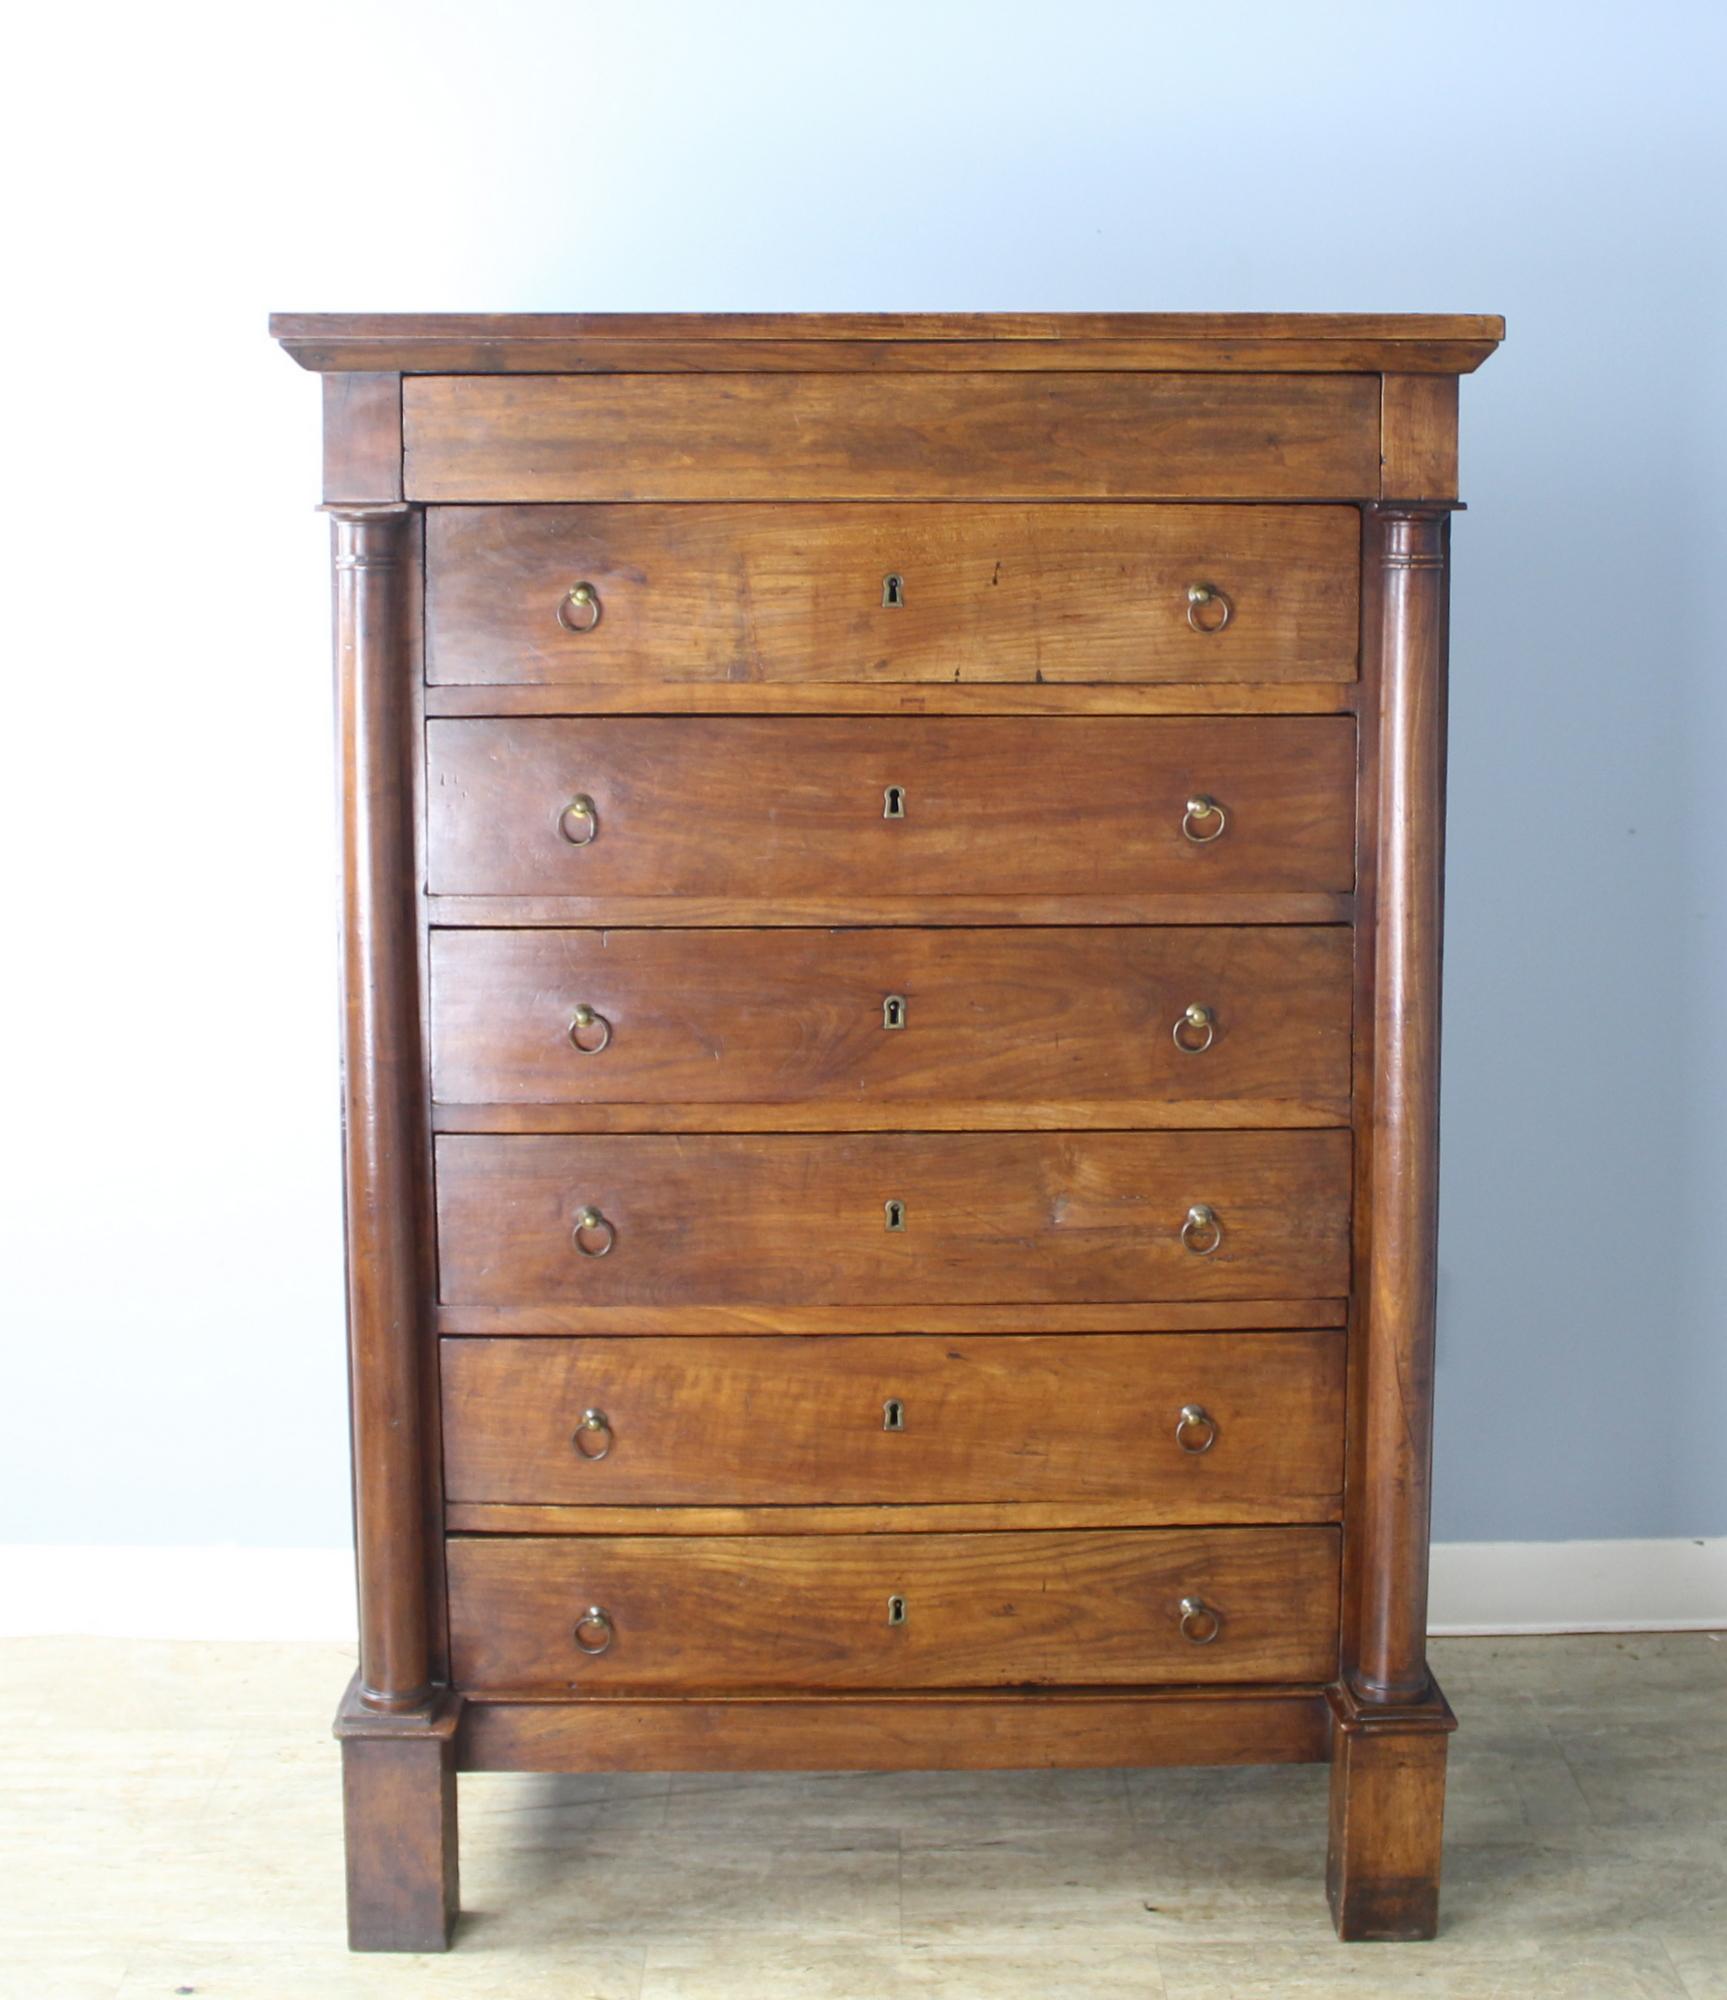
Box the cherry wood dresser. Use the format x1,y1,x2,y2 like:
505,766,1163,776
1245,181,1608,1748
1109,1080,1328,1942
272,311,1502,1950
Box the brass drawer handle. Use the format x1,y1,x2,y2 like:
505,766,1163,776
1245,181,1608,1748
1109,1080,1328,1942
1180,1204,1222,1256
1178,1595,1222,1644
573,1606,614,1655
1175,1404,1218,1454
1172,1003,1215,1054
557,582,602,633
569,1004,612,1055
1181,794,1227,844
558,794,599,846
573,1205,616,1257
572,1408,613,1460
1186,582,1232,633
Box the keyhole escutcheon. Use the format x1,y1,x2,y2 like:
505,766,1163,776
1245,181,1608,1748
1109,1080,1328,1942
883,785,906,820
882,994,907,1031
883,1398,906,1432
882,573,905,608
887,1594,908,1626
884,1199,906,1232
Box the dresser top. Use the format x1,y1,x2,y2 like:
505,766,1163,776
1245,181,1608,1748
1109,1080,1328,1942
271,312,1503,376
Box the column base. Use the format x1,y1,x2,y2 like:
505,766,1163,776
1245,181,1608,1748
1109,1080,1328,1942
335,1673,462,1952
1326,1676,1455,1941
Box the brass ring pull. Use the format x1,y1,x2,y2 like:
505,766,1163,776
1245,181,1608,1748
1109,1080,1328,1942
569,1004,612,1055
1186,583,1233,634
1172,1003,1215,1055
573,1205,616,1258
558,795,599,846
1175,1404,1218,1454
1181,795,1227,844
557,582,602,634
573,1606,614,1655
1178,1595,1222,1644
572,1409,613,1461
1181,1203,1223,1256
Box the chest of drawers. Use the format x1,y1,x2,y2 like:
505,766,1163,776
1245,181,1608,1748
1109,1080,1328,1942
273,310,1501,1951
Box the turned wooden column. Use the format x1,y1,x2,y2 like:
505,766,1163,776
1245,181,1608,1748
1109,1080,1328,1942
328,501,432,1713
1356,501,1451,1704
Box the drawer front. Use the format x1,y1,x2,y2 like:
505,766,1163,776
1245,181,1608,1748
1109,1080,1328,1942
429,926,1353,1126
435,1130,1352,1307
425,716,1356,900
425,504,1360,687
403,372,1380,503
441,1331,1346,1516
446,1526,1342,1691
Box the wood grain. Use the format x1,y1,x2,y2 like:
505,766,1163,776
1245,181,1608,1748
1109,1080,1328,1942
433,1129,1353,1308
423,681,1360,719
426,891,1355,930
1380,376,1460,499
272,308,1504,377
440,1330,1345,1513
326,504,433,1713
402,374,1382,502
443,1499,1337,1535
425,504,1360,686
447,1526,1341,1692
1327,1679,1457,1941
434,1298,1349,1337
322,374,402,503
425,715,1357,902
458,1687,1332,1772
428,925,1354,1129
1356,508,1450,1704
334,1676,460,1952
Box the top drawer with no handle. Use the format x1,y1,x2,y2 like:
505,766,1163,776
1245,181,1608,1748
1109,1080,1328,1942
403,372,1382,503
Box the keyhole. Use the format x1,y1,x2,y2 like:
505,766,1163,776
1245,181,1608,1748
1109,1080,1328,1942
883,1398,906,1432
882,572,905,608
882,994,906,1031
884,1199,906,1232
883,785,906,820
887,1594,908,1626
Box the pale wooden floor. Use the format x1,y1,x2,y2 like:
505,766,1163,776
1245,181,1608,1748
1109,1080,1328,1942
6,1633,1723,1998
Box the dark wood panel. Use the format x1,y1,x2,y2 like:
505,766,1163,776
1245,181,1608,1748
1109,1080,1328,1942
403,374,1381,502
1380,376,1459,499
425,504,1360,686
440,1330,1345,1514
425,716,1357,901
427,892,1353,930
447,1526,1341,1692
458,1688,1332,1772
429,926,1353,1128
322,374,402,504
434,1129,1352,1308
274,309,1505,378
435,1298,1349,1337
423,681,1360,718
445,1500,1337,1534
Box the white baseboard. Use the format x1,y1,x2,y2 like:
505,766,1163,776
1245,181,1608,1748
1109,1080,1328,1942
1,1539,1722,1642
1426,1537,1727,1636
0,1545,359,1642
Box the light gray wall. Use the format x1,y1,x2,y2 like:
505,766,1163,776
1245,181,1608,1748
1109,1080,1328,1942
3,0,1723,1549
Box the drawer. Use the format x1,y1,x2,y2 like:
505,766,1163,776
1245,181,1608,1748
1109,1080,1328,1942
446,1526,1342,1692
425,504,1360,687
429,926,1353,1127
435,1130,1352,1307
403,372,1380,504
441,1331,1346,1516
425,716,1356,901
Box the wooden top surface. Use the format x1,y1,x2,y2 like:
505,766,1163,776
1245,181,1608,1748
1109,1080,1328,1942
271,311,1503,376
